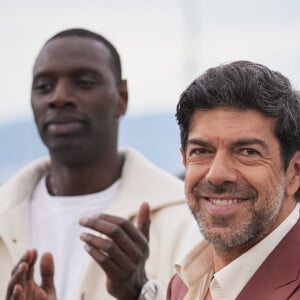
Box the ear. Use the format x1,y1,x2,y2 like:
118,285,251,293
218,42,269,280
285,151,300,197
116,79,128,118
180,147,187,168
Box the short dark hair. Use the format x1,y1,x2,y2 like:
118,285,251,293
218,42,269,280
46,28,122,83
176,60,300,198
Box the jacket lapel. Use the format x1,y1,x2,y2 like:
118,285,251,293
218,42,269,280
0,200,31,262
237,217,300,299
106,148,185,218
0,158,50,263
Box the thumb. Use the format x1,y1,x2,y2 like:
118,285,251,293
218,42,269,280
137,202,151,241
40,252,56,293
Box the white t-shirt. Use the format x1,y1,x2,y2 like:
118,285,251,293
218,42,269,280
30,175,121,300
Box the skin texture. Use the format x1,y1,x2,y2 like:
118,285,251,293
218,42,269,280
5,250,56,300
79,202,150,299
31,36,128,195
6,204,150,300
6,36,151,300
182,108,300,271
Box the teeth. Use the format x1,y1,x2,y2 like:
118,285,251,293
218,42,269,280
210,199,241,205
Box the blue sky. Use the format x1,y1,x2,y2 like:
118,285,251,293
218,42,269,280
1,0,300,124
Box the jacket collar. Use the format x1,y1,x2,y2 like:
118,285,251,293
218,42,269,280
0,157,50,261
0,148,184,219
0,148,185,265
237,215,300,299
107,147,184,218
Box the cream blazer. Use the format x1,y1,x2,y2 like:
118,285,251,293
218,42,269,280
0,148,194,300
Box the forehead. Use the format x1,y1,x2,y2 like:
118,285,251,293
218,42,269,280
33,36,113,75
188,108,277,144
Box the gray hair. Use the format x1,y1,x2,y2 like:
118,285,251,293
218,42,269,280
176,60,300,200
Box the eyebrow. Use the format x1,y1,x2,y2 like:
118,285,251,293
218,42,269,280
187,137,268,150
231,138,268,151
32,71,54,82
33,67,101,79
187,138,211,148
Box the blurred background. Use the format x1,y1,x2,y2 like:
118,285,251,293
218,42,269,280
1,0,300,182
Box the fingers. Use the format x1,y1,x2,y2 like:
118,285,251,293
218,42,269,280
40,252,55,292
137,202,151,241
6,263,28,300
82,242,121,275
8,284,24,300
7,251,56,300
79,207,151,278
80,232,137,272
26,249,38,280
79,214,148,255
80,219,146,266
7,249,38,300
79,208,151,300
11,249,37,278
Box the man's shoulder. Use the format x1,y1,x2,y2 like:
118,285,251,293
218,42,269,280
0,157,50,212
237,216,300,299
121,147,184,188
114,148,186,219
1,157,50,186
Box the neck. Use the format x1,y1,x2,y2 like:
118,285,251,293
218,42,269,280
48,152,124,196
212,248,241,272
212,239,259,272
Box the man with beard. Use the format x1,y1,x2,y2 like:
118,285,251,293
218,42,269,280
2,28,196,300
167,61,300,300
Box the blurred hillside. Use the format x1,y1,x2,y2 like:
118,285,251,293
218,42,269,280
0,114,184,183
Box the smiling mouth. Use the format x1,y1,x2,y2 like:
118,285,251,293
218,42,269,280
207,198,245,205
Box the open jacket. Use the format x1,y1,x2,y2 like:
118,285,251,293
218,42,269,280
167,215,300,300
0,148,193,300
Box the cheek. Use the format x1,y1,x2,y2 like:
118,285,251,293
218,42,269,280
185,162,208,184
184,183,197,213
184,165,204,200
31,99,46,116
184,169,197,195
243,167,284,203
247,165,279,185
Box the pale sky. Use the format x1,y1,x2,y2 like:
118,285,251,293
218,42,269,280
1,0,300,124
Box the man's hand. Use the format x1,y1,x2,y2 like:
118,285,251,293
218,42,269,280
6,249,57,300
79,202,151,300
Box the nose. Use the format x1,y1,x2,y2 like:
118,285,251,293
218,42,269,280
48,79,76,108
205,151,238,186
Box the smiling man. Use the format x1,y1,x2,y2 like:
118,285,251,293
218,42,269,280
167,61,300,300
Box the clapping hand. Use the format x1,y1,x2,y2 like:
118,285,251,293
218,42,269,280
6,249,56,300
79,202,151,300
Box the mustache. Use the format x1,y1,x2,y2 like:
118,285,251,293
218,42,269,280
192,182,257,199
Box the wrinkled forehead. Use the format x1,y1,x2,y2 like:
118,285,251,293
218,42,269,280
33,36,112,75
188,108,277,142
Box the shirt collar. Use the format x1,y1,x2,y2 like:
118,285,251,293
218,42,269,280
176,204,300,300
215,203,300,300
176,241,213,299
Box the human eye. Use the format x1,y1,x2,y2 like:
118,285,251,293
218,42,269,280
186,146,213,164
193,148,209,155
32,77,54,94
188,147,211,157
240,148,260,156
75,73,98,89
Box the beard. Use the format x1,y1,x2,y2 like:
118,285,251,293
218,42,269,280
188,178,285,251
